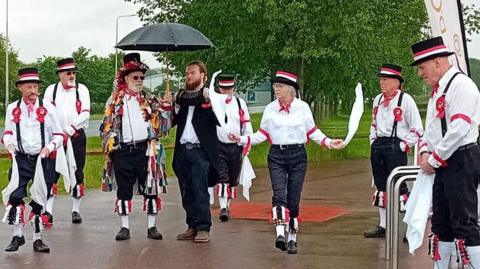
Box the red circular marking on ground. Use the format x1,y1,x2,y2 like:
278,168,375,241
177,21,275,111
212,202,347,222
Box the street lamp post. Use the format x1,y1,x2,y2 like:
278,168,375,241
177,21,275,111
115,14,136,76
5,0,9,108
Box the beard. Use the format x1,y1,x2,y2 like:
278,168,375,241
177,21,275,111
186,78,202,91
67,80,76,87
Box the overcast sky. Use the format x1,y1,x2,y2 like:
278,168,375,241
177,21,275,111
0,0,479,69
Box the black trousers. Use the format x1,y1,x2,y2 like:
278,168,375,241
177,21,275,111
370,137,408,194
52,129,87,186
217,142,243,187
110,142,149,201
173,145,212,232
268,145,307,219
432,144,480,246
8,153,56,213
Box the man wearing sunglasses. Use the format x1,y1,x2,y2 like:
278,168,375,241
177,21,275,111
43,58,91,225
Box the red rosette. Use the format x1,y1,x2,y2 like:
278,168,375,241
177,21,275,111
436,96,445,118
201,102,212,109
36,106,48,123
12,107,22,124
76,100,82,113
393,107,403,122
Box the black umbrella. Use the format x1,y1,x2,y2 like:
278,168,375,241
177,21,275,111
115,23,215,52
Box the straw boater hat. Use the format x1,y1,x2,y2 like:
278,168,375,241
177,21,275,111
119,53,149,78
410,36,455,66
270,70,299,90
217,74,235,88
56,58,78,74
377,64,404,83
15,67,42,86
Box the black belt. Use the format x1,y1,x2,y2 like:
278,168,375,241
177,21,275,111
181,142,202,150
271,144,304,150
120,140,148,151
458,143,478,151
17,152,40,160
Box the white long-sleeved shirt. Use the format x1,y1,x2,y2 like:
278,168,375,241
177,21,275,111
239,98,332,147
369,90,423,151
43,82,90,136
121,94,150,143
2,99,63,154
217,96,253,143
418,66,480,168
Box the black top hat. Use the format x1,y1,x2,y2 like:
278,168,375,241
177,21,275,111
120,53,149,77
217,74,235,88
270,70,299,90
377,64,404,83
15,67,42,86
410,36,455,66
56,58,78,74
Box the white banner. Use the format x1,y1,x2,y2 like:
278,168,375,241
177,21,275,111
424,0,469,74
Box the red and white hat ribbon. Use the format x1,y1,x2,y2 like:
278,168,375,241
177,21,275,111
18,73,40,82
57,63,76,72
219,80,234,87
413,45,450,63
276,71,298,83
379,68,402,77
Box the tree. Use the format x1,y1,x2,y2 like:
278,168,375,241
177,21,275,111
0,34,23,110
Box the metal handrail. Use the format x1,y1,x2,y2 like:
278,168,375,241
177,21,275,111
391,175,418,269
385,166,420,260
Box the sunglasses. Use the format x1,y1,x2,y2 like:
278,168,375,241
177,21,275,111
132,75,145,81
66,71,76,76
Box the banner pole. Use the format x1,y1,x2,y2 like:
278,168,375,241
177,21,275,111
457,0,471,76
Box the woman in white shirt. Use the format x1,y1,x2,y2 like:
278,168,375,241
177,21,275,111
230,70,344,254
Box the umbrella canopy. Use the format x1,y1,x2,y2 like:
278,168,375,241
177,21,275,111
115,23,215,52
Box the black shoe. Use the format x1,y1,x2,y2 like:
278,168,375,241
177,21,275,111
43,212,53,225
275,235,287,251
363,226,386,238
33,239,50,253
219,208,229,222
147,227,163,240
72,211,82,224
5,236,25,252
287,240,298,254
115,227,130,241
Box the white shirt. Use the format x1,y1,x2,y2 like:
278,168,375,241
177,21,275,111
121,94,150,143
217,96,253,143
239,98,332,147
43,82,90,136
418,66,480,168
369,90,423,150
180,106,200,144
2,99,63,154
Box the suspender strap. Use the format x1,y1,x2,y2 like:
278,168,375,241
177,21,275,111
53,82,81,114
39,99,45,148
390,91,404,138
440,72,461,137
235,97,244,136
15,100,25,153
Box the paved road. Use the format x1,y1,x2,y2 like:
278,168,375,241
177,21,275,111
0,159,432,269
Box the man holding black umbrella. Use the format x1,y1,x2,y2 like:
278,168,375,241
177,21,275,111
173,60,220,243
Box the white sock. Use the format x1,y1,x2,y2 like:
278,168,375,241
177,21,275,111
379,208,386,228
13,224,23,237
46,197,55,214
147,215,156,228
33,232,42,241
120,215,129,229
288,232,297,242
219,196,228,209
275,225,285,237
72,197,82,213
227,199,232,208
466,245,480,268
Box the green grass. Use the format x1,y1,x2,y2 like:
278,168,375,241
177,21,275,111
0,111,375,191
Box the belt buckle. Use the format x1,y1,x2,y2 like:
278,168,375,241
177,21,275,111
186,143,193,150
280,144,286,150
